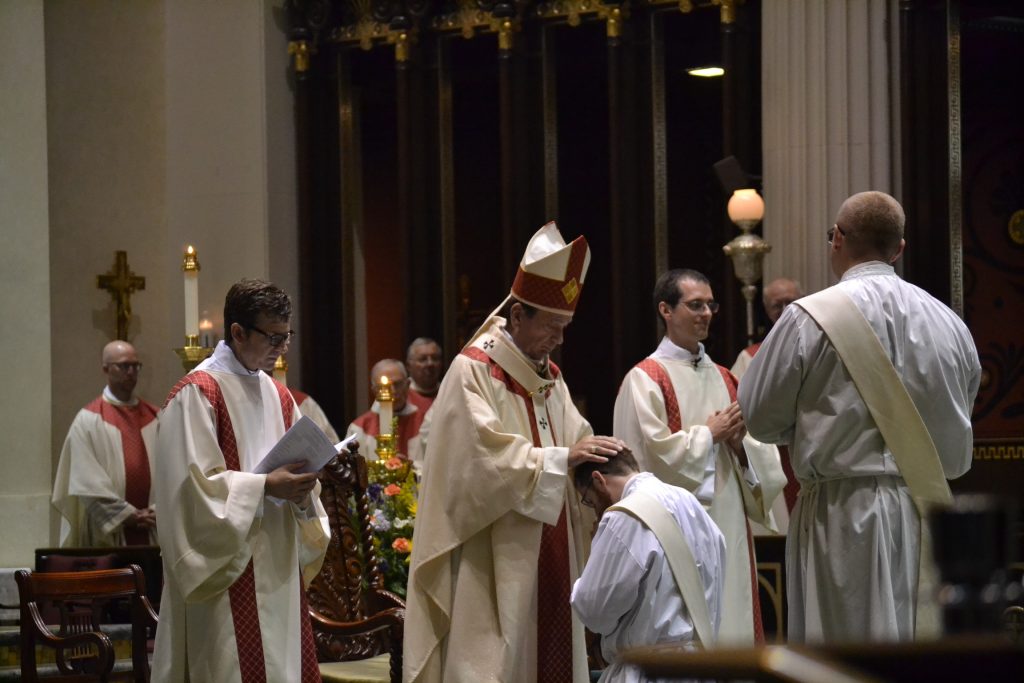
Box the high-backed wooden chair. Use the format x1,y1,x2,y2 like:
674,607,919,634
308,442,405,683
16,564,157,682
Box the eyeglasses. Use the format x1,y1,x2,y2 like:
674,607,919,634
247,326,295,348
681,299,720,314
827,224,847,244
107,362,142,372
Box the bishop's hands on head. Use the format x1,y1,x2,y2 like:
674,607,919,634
568,435,627,468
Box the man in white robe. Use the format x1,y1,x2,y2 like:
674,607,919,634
730,277,805,532
571,449,726,683
291,388,340,442
153,279,331,683
614,268,787,645
729,277,803,380
404,222,626,683
406,337,443,414
53,340,158,547
739,191,981,643
347,358,423,461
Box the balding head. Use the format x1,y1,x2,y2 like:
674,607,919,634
101,341,141,402
834,191,905,267
406,337,443,393
762,278,803,323
370,359,410,411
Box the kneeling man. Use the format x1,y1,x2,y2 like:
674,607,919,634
571,448,726,683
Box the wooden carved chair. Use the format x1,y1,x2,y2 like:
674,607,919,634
308,442,405,683
16,564,157,682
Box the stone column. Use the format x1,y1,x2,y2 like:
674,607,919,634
761,0,900,293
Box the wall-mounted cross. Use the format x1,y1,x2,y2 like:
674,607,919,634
96,251,145,340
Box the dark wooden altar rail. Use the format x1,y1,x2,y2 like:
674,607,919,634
622,637,1024,683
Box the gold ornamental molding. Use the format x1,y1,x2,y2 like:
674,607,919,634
973,443,1024,461
1009,209,1024,245
434,0,490,40
288,40,312,72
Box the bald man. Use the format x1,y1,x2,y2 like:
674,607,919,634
740,191,980,643
53,341,159,546
346,358,425,461
730,278,804,380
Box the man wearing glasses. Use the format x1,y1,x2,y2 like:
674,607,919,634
53,340,159,547
739,192,981,643
346,358,424,461
153,278,330,682
613,268,787,646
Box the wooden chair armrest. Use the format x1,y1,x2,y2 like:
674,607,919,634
29,616,116,678
367,589,406,612
310,606,405,639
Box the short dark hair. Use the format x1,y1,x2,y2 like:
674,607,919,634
224,279,291,348
652,269,710,326
573,447,639,490
499,297,538,321
836,191,905,261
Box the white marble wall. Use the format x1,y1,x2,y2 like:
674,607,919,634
0,0,54,567
761,0,900,294
0,0,300,568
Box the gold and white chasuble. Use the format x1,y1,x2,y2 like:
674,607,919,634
404,318,595,683
613,338,787,646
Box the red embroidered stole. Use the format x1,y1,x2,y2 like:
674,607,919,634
636,359,766,644
165,371,321,683
87,397,158,545
461,347,574,681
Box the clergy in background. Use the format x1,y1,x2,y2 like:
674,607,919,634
406,337,443,413
404,222,625,683
729,277,803,380
346,358,424,461
613,268,787,645
52,340,158,547
290,387,340,442
739,191,981,643
152,279,330,683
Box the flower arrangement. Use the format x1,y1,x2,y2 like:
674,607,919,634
366,457,417,597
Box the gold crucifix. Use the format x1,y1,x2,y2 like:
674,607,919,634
97,251,146,340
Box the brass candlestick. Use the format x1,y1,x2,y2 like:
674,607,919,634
174,337,214,372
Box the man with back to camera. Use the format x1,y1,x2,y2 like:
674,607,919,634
739,191,981,643
53,340,158,547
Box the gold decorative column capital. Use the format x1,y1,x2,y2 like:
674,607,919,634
678,0,695,13
491,17,517,52
288,40,311,73
389,30,413,62
598,4,629,39
712,0,740,24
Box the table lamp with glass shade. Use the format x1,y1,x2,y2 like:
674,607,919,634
722,189,772,346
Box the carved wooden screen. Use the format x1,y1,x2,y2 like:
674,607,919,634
286,0,762,432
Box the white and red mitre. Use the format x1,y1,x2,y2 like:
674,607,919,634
510,221,591,316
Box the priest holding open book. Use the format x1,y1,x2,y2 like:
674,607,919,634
152,278,330,683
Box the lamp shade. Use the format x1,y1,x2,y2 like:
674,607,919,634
728,189,765,223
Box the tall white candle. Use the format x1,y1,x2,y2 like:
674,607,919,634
378,375,393,436
182,245,200,340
